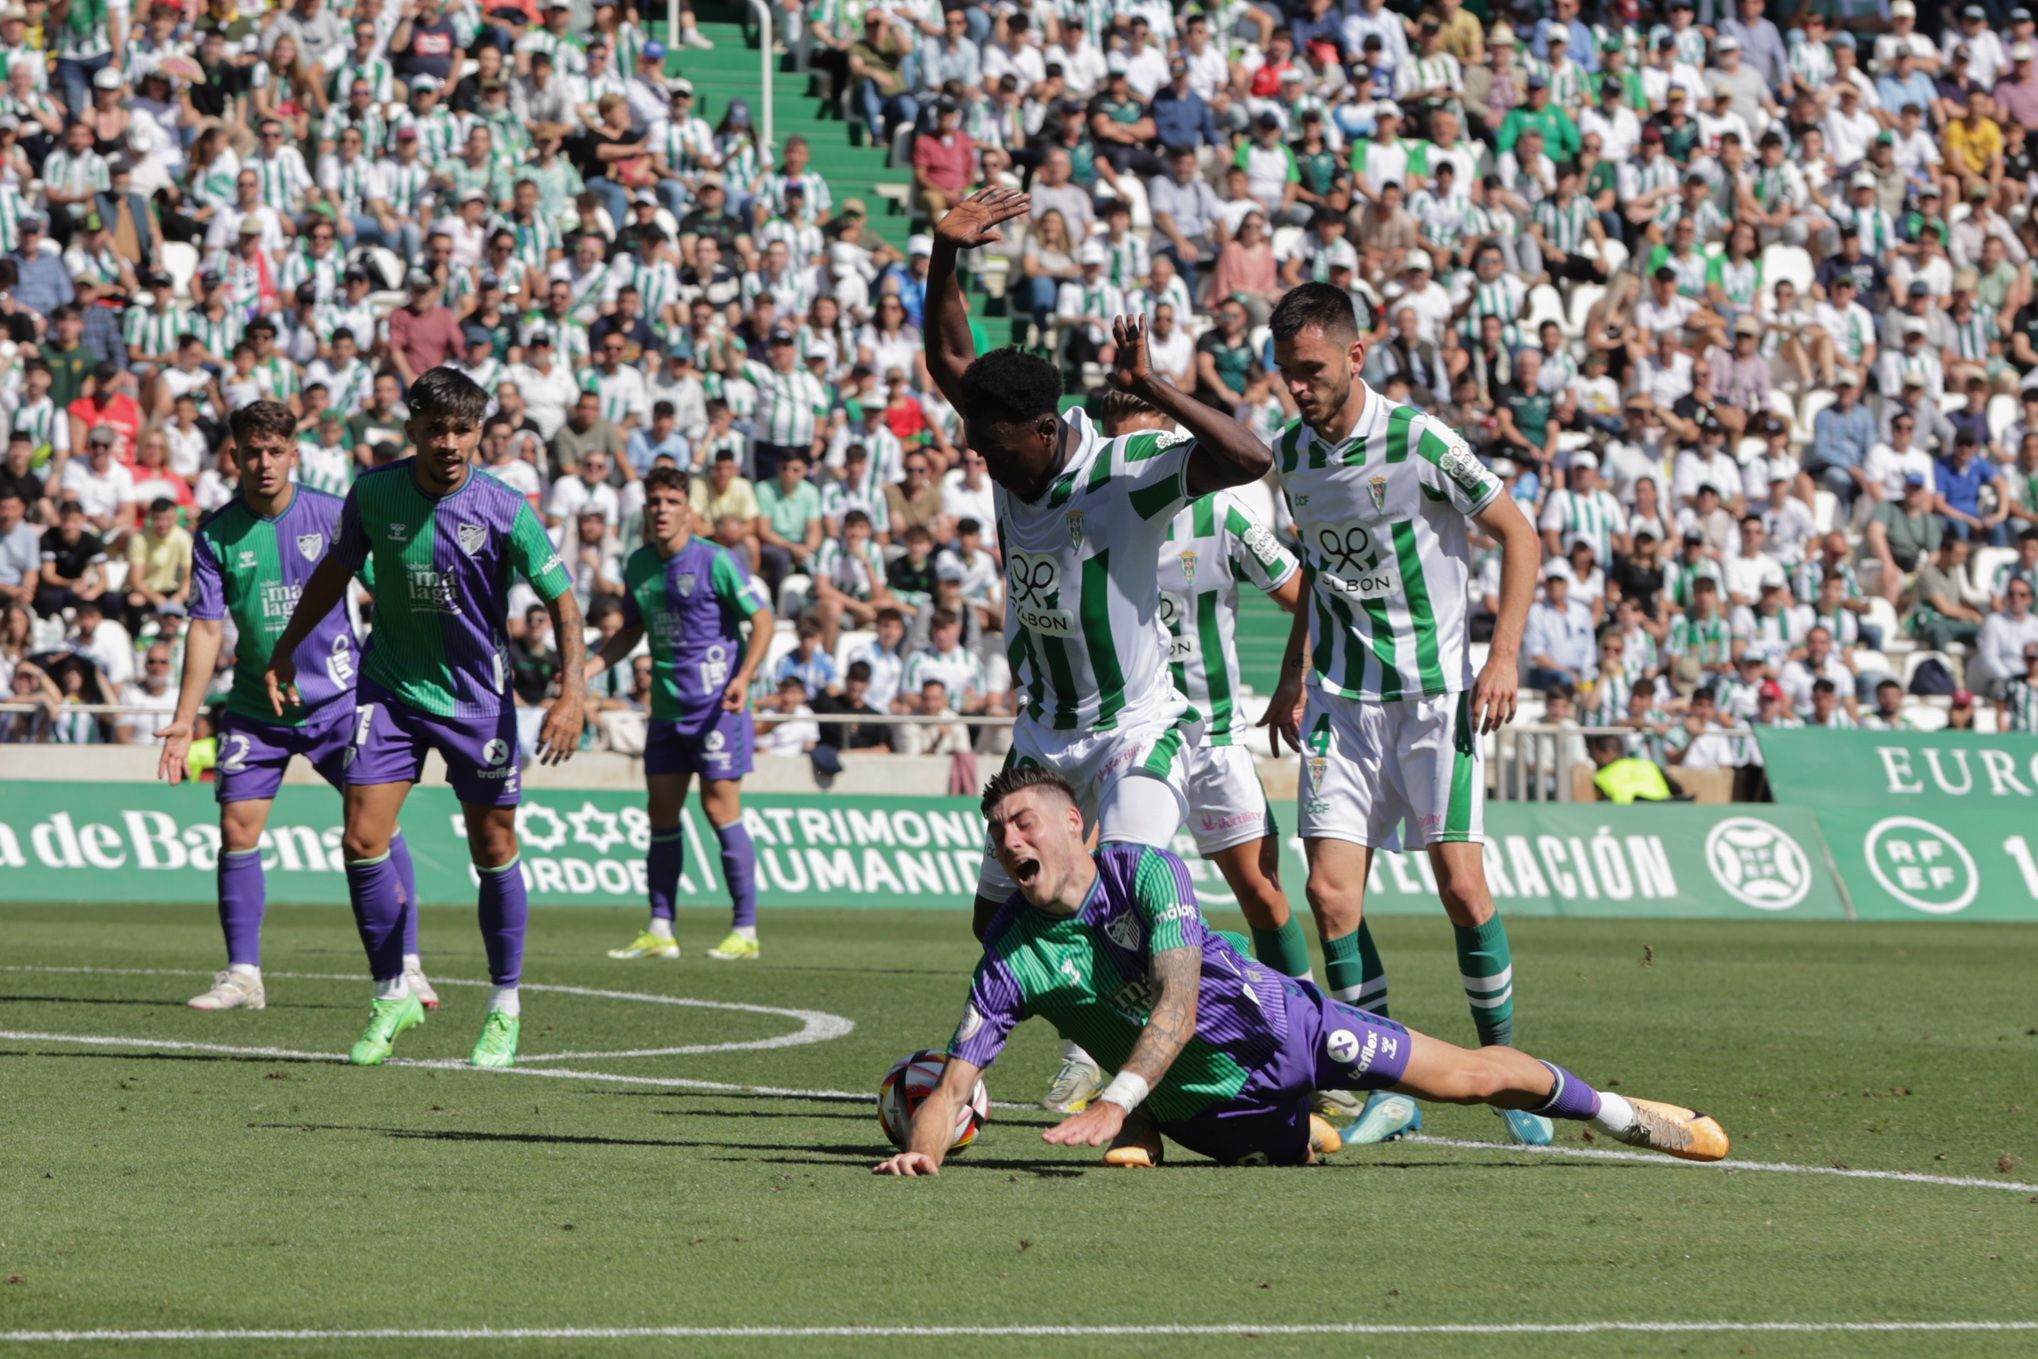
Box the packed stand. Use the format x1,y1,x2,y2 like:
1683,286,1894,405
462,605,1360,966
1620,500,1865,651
6,0,2038,768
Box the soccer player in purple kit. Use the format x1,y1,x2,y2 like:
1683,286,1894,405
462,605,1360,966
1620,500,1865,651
586,467,777,961
265,368,586,1069
875,768,1730,1175
156,401,436,1013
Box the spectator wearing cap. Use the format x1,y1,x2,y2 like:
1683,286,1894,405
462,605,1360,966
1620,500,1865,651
1718,0,1788,92
1997,38,2038,130
910,98,976,220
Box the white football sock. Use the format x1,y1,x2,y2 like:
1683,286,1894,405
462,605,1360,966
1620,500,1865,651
489,985,520,1017
228,964,260,980
648,917,675,940
402,953,422,972
732,925,757,942
1591,1091,1637,1135
374,975,410,1002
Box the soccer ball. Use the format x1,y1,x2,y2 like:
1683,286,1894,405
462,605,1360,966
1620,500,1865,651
877,1049,988,1153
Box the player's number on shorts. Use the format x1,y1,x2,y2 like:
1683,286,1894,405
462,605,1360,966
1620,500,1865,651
218,734,251,773
352,704,377,752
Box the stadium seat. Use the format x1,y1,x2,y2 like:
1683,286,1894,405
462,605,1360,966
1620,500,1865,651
1986,393,2019,444
833,628,876,676
161,241,198,299
1853,648,1892,681
356,246,404,291
1813,489,1839,533
1270,224,1305,262
1797,389,1836,439
1864,596,1901,647
1591,236,1628,275
1762,243,1814,296
1908,702,1949,731
1562,282,1602,339
1523,284,1565,335
1971,545,2017,594
778,573,812,619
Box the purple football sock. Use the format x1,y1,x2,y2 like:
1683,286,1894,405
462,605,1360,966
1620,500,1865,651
217,849,265,968
390,830,420,956
345,853,406,982
715,820,757,930
648,826,684,922
1533,1060,1604,1122
476,857,528,987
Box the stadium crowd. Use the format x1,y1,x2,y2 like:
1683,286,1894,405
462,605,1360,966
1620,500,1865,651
2,0,2038,767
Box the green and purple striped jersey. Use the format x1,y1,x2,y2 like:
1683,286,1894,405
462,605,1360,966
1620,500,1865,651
1275,387,1502,701
620,536,767,722
950,844,1291,1122
332,462,571,718
190,486,364,725
998,409,1198,733
1156,492,1298,747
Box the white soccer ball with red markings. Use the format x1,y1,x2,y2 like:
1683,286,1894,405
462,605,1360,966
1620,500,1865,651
878,1049,988,1152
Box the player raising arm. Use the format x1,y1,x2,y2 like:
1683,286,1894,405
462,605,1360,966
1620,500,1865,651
266,367,586,1070
156,401,434,1013
875,769,1728,1176
586,468,777,962
1257,283,1546,1147
923,187,1277,1114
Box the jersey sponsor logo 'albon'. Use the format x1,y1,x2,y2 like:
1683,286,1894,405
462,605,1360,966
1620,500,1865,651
1009,552,1075,637
1316,526,1399,598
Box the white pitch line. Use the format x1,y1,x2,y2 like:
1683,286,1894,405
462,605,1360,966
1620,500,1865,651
0,964,854,1060
2,1321,2036,1344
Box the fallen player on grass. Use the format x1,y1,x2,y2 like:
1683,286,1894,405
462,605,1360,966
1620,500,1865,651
875,767,1730,1174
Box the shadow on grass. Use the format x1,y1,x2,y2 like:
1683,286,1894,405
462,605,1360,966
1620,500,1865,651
0,992,349,1011
731,1154,1089,1177
0,1050,333,1066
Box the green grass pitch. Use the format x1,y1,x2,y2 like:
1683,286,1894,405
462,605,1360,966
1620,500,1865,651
2,903,2035,1357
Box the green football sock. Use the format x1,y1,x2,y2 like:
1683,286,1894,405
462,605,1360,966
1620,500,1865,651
1321,920,1388,1015
1249,918,1314,980
1455,916,1515,1047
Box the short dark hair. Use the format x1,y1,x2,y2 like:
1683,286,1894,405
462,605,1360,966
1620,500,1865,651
1269,282,1359,344
228,399,297,449
643,465,688,498
931,607,960,630
980,763,1079,821
407,366,489,427
958,346,1062,426
1587,734,1625,759
1103,387,1160,425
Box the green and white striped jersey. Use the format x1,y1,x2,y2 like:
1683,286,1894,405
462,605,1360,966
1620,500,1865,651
2004,676,2038,734
741,360,829,448
1275,387,1502,702
1000,409,1198,733
1538,486,1627,562
1155,492,1298,747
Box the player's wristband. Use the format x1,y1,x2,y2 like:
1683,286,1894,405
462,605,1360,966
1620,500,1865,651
1098,1072,1150,1113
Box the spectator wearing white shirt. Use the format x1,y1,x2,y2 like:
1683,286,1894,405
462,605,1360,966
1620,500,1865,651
544,449,622,534
60,429,138,539
939,452,995,547
115,642,181,744
1722,515,1787,608
67,598,134,691
1864,409,1938,503
1973,579,2038,697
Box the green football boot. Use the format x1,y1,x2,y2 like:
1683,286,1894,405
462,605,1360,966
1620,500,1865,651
348,993,425,1066
470,1010,521,1068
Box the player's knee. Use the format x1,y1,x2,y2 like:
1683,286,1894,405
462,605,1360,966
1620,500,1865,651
1432,859,1490,918
342,827,389,862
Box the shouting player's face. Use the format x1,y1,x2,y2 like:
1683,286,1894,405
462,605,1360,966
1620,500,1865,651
233,433,297,505
987,787,1086,908
407,412,482,494
644,483,692,547
1274,323,1365,432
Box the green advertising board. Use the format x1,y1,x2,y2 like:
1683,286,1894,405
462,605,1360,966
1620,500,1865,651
1759,729,2038,923
0,783,1843,921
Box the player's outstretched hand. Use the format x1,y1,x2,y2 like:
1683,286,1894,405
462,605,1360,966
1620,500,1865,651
872,1151,941,1177
536,689,585,765
931,186,1030,251
264,658,299,717
1470,652,1519,734
1041,1100,1126,1148
1256,673,1306,755
155,719,192,784
1108,314,1151,393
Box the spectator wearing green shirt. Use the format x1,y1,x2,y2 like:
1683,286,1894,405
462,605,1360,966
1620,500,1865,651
1495,76,1580,165
755,448,823,603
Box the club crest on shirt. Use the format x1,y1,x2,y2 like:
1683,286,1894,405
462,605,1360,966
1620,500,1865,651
456,522,487,555
296,532,324,561
1179,550,1198,583
385,521,408,543
1103,910,1141,951
1368,475,1388,510
1066,510,1084,547
676,571,697,598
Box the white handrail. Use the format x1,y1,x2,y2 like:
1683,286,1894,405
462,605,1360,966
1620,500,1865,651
669,0,774,152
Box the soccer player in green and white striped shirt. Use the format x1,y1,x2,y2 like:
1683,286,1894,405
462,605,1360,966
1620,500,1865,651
926,188,1276,1113
1262,283,1551,1149
2000,646,2038,734
1538,452,1628,561
1108,390,1313,984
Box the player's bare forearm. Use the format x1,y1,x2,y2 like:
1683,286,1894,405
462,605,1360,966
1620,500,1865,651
1256,595,1312,753
157,618,223,783
926,241,977,409
734,606,776,701
875,1058,981,1176
267,555,354,711
1110,314,1272,494
537,589,587,765
586,620,645,679
1478,495,1538,665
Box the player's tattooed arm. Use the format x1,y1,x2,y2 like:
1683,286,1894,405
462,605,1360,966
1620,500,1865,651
1041,943,1201,1149
536,587,588,765
1108,313,1273,495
